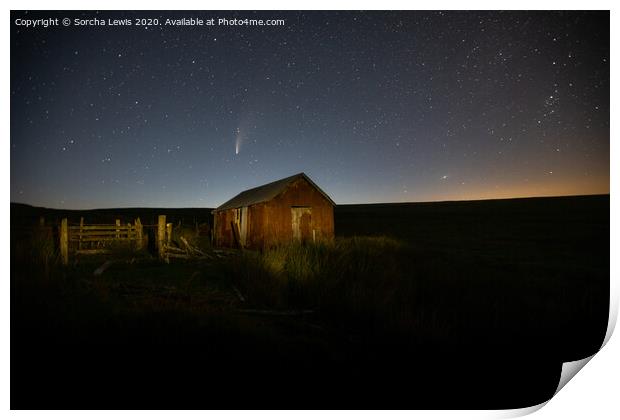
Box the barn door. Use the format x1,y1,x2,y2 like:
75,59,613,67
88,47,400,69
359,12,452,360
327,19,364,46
291,207,312,242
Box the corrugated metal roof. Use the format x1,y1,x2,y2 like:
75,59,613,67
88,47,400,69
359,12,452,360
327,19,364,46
214,172,335,211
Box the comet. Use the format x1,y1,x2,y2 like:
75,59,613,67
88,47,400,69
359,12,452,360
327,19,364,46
234,127,242,155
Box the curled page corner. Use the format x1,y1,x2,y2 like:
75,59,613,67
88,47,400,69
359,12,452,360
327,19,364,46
493,311,616,419
554,355,595,396
548,305,618,400
492,356,595,419
493,400,548,418
551,292,620,396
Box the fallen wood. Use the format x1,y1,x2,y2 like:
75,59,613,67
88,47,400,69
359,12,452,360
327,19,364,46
212,249,237,256
190,246,206,256
75,249,110,255
165,245,186,253
166,253,191,259
237,309,315,316
180,236,194,255
231,285,246,302
93,260,113,276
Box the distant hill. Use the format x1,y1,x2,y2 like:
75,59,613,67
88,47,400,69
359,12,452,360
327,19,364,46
10,202,214,227
11,194,608,228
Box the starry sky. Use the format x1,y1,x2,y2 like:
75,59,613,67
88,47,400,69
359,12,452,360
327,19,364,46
10,10,609,209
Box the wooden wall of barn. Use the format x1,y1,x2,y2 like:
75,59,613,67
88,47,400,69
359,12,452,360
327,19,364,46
260,177,333,248
213,177,334,249
213,208,237,248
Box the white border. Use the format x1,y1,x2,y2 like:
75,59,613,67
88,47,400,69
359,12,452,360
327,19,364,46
4,1,617,418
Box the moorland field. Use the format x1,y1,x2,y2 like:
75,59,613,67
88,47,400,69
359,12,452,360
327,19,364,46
10,195,609,409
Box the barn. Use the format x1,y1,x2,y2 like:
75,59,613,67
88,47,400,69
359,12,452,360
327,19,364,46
212,173,335,249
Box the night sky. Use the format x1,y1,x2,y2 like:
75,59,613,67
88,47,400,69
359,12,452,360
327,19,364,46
10,10,609,209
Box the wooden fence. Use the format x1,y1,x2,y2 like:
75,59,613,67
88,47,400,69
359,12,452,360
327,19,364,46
59,216,174,265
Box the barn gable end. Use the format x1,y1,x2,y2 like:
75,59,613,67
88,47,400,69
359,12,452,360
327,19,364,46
213,173,335,249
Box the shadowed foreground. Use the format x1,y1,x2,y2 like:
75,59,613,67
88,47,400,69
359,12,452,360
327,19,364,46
10,195,608,408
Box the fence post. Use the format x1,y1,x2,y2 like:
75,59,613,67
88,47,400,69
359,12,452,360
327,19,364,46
115,219,121,239
79,217,84,250
166,223,173,246
60,218,68,266
135,218,143,250
157,215,166,260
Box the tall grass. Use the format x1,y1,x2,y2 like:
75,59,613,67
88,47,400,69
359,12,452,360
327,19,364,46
11,225,59,282
223,236,427,337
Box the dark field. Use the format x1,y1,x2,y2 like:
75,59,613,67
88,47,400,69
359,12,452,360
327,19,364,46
10,195,609,409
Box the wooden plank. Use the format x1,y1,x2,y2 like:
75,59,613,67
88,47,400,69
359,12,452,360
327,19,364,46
69,237,137,242
237,309,315,316
79,217,84,250
232,285,246,302
69,225,134,230
70,231,133,236
69,229,136,235
239,206,248,246
165,245,186,253
69,233,137,239
93,260,113,276
69,231,137,239
135,218,143,250
231,221,241,249
166,253,191,259
60,218,68,266
69,226,135,232
70,234,136,240
70,238,136,242
180,236,207,256
69,223,116,228
75,249,111,255
180,236,193,254
166,223,173,246
158,215,166,260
